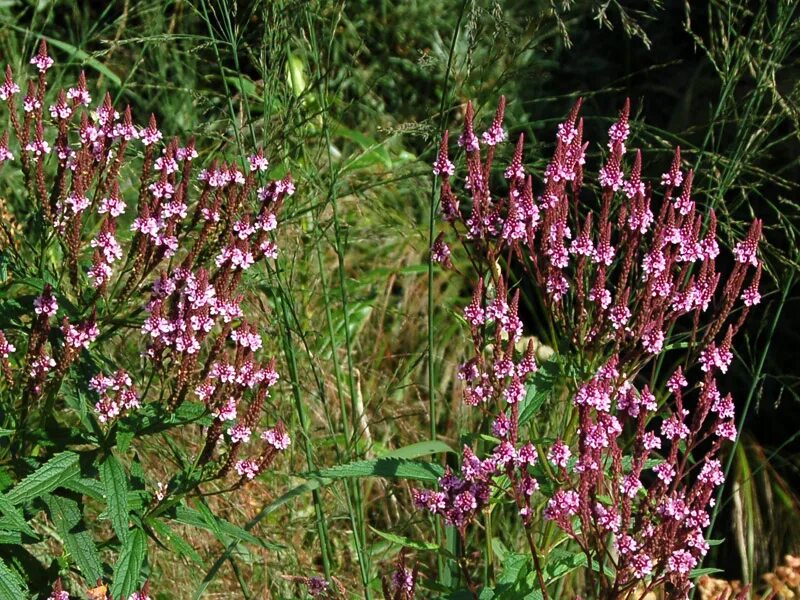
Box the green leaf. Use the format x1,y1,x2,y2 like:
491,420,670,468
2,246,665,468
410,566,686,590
377,440,455,459
369,526,449,554
517,359,562,428
100,454,130,543
0,558,26,599
491,538,511,562
312,458,444,483
248,478,324,520
116,431,135,453
497,553,529,585
543,548,585,582
44,494,103,583
0,496,37,538
0,468,13,493
172,504,276,549
110,527,147,599
690,567,724,578
172,401,209,424
147,519,203,565
333,123,393,170
5,452,80,505
0,531,21,545
63,477,105,501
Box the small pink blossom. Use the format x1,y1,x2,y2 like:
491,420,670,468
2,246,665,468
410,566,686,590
262,427,291,450
235,459,259,480
228,423,252,443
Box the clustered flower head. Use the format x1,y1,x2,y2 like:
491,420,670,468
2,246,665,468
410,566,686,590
433,97,761,361
90,370,139,423
418,96,764,599
295,574,349,599
0,43,293,501
381,551,419,600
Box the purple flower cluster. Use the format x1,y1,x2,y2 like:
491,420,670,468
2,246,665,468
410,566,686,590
381,551,419,600
419,96,764,598
90,370,140,423
433,97,762,366
538,353,735,596
0,43,293,496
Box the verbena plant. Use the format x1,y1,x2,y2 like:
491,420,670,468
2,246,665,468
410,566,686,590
388,98,762,599
0,35,773,600
0,42,293,599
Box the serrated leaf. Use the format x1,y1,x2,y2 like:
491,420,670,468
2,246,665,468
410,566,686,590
63,477,105,501
0,558,26,599
497,553,529,585
5,452,80,505
0,469,13,493
100,454,129,543
312,458,444,483
44,494,103,584
110,527,147,599
116,431,135,453
491,538,511,562
0,531,21,545
0,497,37,538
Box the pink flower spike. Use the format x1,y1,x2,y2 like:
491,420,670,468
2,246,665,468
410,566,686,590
547,440,571,468
30,40,54,72
249,148,269,172
607,97,630,152
733,218,762,267
741,263,762,306
457,101,479,152
661,146,683,187
481,95,508,146
262,423,291,450
674,169,695,215
140,114,163,146
228,423,252,444
431,232,452,268
0,131,12,163
48,90,72,121
0,331,16,358
622,149,644,199
66,71,92,106
0,66,20,100
235,459,260,480
504,133,526,180
432,130,455,177
598,145,624,191
33,286,58,317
